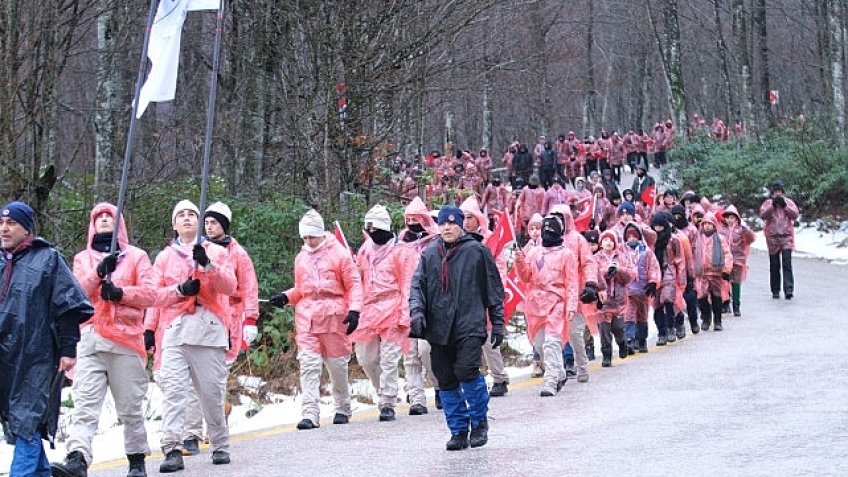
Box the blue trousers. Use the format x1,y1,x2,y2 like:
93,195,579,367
439,373,489,435
562,341,574,363
11,432,51,477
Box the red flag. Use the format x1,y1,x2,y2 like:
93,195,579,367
503,269,525,323
485,209,515,258
573,207,592,232
333,221,353,256
640,184,656,206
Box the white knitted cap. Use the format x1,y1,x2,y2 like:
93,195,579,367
299,209,325,238
364,204,391,232
172,200,200,224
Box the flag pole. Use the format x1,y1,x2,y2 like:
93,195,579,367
110,0,160,256
197,0,226,245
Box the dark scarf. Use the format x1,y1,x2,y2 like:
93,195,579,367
653,228,672,269
542,231,563,247
367,229,394,245
438,239,466,292
208,235,232,248
704,229,725,269
91,232,118,253
0,235,34,302
402,228,428,243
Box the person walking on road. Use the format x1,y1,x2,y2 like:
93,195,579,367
268,209,362,430
409,205,504,451
52,203,156,477
758,180,799,300
351,205,407,422
719,205,756,316
594,230,634,367
145,200,237,473
0,201,94,477
693,212,733,331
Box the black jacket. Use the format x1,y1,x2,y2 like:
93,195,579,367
513,148,534,174
409,233,504,346
0,238,93,444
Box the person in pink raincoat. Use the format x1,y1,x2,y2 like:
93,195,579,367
514,215,579,396
481,175,509,227
609,132,626,184
350,205,408,422
568,177,593,215
720,205,757,316
649,212,686,346
523,213,544,376
145,200,237,472
460,196,509,397
621,223,661,353
693,212,733,331
758,180,799,300
475,148,492,184
52,203,156,477
268,209,362,430
515,175,546,242
178,201,260,456
541,175,569,215
548,204,600,383
593,230,634,367
396,197,440,414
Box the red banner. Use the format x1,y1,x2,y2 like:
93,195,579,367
641,184,656,206
485,209,515,258
503,269,525,323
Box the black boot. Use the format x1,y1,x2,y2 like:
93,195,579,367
159,450,184,473
51,451,88,477
626,338,636,355
489,382,508,397
711,297,724,331
699,298,712,331
379,406,396,421
435,392,443,410
586,343,596,361
656,334,667,346
601,353,612,367
446,431,469,451
469,421,489,448
409,403,428,415
126,453,146,477
714,316,723,331
564,357,576,376
732,302,741,317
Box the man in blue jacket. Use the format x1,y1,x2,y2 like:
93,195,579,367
409,205,505,451
0,201,93,476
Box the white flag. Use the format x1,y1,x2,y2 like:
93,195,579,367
135,0,220,118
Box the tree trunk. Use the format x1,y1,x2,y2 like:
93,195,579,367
732,0,756,132
828,0,846,144
648,0,688,139
754,0,774,128
583,0,596,136
713,0,735,121
94,2,118,193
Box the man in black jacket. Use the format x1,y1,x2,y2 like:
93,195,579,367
0,201,93,476
409,205,505,451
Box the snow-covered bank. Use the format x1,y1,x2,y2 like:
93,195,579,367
751,223,848,265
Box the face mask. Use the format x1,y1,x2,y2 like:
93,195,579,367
367,229,394,245
626,240,640,249
702,228,715,237
542,230,563,247
528,184,538,189
492,180,501,186
407,223,425,234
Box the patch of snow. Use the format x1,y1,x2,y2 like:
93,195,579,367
752,225,848,265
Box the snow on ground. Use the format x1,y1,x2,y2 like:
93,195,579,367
3,223,844,474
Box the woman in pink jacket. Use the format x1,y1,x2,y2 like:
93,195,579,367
515,175,545,240
721,205,757,316
269,209,362,430
145,200,237,471
594,230,634,367
397,197,440,414
514,215,579,396
693,212,733,331
52,203,156,477
758,180,799,300
352,205,408,422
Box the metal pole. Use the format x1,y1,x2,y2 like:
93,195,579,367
197,0,226,245
110,0,160,256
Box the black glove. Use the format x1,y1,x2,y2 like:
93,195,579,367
579,284,599,304
269,293,289,308
177,279,201,297
100,280,123,302
772,196,786,208
343,311,359,335
589,219,596,230
192,244,210,267
490,325,504,349
409,314,427,339
685,278,695,293
645,282,658,298
722,272,732,281
606,264,617,280
96,253,118,278
143,330,155,352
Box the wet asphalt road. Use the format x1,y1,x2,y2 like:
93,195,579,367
91,251,848,477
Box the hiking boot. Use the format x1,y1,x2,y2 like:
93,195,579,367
714,319,723,331
446,431,469,451
489,382,508,397
556,377,568,392
51,450,88,477
296,418,318,430
586,344,596,361
379,407,396,422
601,356,612,367
666,329,676,343
690,320,700,334
469,421,489,448
530,360,544,378
158,451,184,473
332,413,349,425
701,321,710,331
540,387,556,397
638,341,648,353
126,453,146,477
577,373,589,383
722,302,731,314
732,303,741,317
211,450,230,465
435,392,443,410
618,342,628,359
181,438,199,456
772,293,780,299
656,335,667,346
676,327,686,340
626,339,636,355
564,360,577,377
409,404,428,416
785,293,793,300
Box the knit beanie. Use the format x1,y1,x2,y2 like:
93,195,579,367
1,201,34,234
618,201,636,217
364,204,391,232
172,199,200,224
437,205,464,227
204,201,232,234
299,209,325,238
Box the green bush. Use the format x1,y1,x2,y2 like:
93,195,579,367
666,127,848,216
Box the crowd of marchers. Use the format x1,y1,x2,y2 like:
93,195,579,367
2,120,799,475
